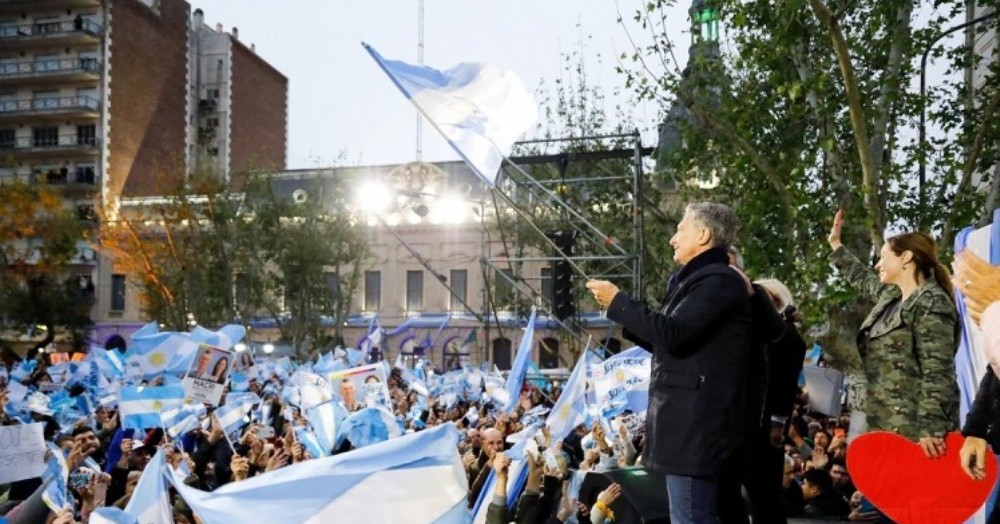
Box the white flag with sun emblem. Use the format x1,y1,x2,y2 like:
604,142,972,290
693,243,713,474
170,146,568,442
546,350,601,443
119,385,185,431
590,347,651,419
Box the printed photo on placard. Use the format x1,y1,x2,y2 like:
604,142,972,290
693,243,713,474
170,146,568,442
233,351,255,373
182,344,233,406
325,363,389,411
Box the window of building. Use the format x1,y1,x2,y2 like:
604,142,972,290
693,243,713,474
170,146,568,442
495,268,514,305
449,269,467,311
34,54,60,72
540,337,560,369
33,19,61,35
33,126,58,147
76,88,98,109
33,90,59,110
77,124,95,146
75,163,96,184
406,270,423,311
0,129,14,149
540,267,553,306
364,270,381,312
110,274,126,311
493,338,513,370
0,92,15,113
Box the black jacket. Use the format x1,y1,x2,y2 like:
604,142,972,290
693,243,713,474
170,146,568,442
608,247,752,476
745,287,787,431
962,369,1000,451
764,315,807,421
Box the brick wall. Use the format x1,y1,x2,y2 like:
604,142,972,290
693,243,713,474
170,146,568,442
229,39,287,177
107,0,190,198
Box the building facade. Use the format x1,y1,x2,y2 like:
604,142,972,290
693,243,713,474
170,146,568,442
0,0,286,347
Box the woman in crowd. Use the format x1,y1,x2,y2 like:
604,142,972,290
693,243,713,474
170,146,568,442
827,210,959,457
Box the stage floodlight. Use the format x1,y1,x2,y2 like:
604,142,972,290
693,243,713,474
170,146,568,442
234,343,247,353
355,181,393,212
263,343,275,354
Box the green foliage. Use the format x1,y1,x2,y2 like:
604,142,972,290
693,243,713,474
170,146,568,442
99,173,368,354
0,180,92,350
617,0,1000,368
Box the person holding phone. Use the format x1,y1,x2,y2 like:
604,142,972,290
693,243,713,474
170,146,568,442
828,210,960,456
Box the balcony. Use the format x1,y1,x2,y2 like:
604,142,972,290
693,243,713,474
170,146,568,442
38,166,100,196
0,95,101,123
0,134,100,159
0,0,102,16
0,57,101,88
0,20,103,51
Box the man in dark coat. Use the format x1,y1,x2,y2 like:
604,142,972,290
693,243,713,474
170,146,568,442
587,202,753,524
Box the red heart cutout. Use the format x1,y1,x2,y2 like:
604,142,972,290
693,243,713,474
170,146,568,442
847,431,998,524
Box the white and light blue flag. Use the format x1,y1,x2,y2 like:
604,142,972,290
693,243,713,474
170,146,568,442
503,308,538,413
364,43,537,187
124,449,172,524
119,385,185,431
169,423,468,524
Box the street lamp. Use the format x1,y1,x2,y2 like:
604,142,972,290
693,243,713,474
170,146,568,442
918,10,999,225
234,343,247,352
262,342,275,355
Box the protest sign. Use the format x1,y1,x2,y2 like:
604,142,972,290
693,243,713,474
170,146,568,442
326,363,389,410
182,344,233,406
0,423,47,484
233,351,255,373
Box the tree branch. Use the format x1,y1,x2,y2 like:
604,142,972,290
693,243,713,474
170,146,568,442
941,84,1000,247
868,1,913,179
808,0,884,247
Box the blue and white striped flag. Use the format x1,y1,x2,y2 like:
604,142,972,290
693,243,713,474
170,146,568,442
169,423,468,524
124,449,172,524
230,371,249,392
547,350,601,443
591,346,651,419
119,385,185,431
90,507,139,524
335,406,403,450
503,308,538,413
294,426,329,459
215,400,253,439
306,401,347,457
364,43,537,187
160,403,206,438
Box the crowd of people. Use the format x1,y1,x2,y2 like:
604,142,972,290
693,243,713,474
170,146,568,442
0,202,998,524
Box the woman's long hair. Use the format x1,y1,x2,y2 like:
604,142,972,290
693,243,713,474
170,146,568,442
886,232,955,304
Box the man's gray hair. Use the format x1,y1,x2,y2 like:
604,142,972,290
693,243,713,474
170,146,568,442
728,245,745,270
685,202,738,248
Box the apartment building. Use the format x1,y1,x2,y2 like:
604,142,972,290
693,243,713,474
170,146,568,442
0,0,286,346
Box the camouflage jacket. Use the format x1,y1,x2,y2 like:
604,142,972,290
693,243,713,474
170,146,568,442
831,246,959,440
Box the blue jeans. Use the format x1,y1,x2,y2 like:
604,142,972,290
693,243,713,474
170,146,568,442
666,474,719,524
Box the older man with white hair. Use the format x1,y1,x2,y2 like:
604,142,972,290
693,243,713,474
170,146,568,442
587,202,753,524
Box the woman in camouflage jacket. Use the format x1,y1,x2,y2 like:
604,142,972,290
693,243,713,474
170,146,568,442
828,210,960,459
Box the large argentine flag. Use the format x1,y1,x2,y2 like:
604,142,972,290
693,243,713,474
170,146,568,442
170,423,468,524
546,350,601,443
955,209,1000,524
364,43,537,187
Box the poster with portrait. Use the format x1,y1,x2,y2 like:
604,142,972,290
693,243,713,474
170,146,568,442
182,344,233,406
233,351,256,374
325,363,390,410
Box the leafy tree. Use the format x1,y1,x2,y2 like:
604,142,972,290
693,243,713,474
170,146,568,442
0,180,91,356
617,0,1000,370
98,173,368,355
